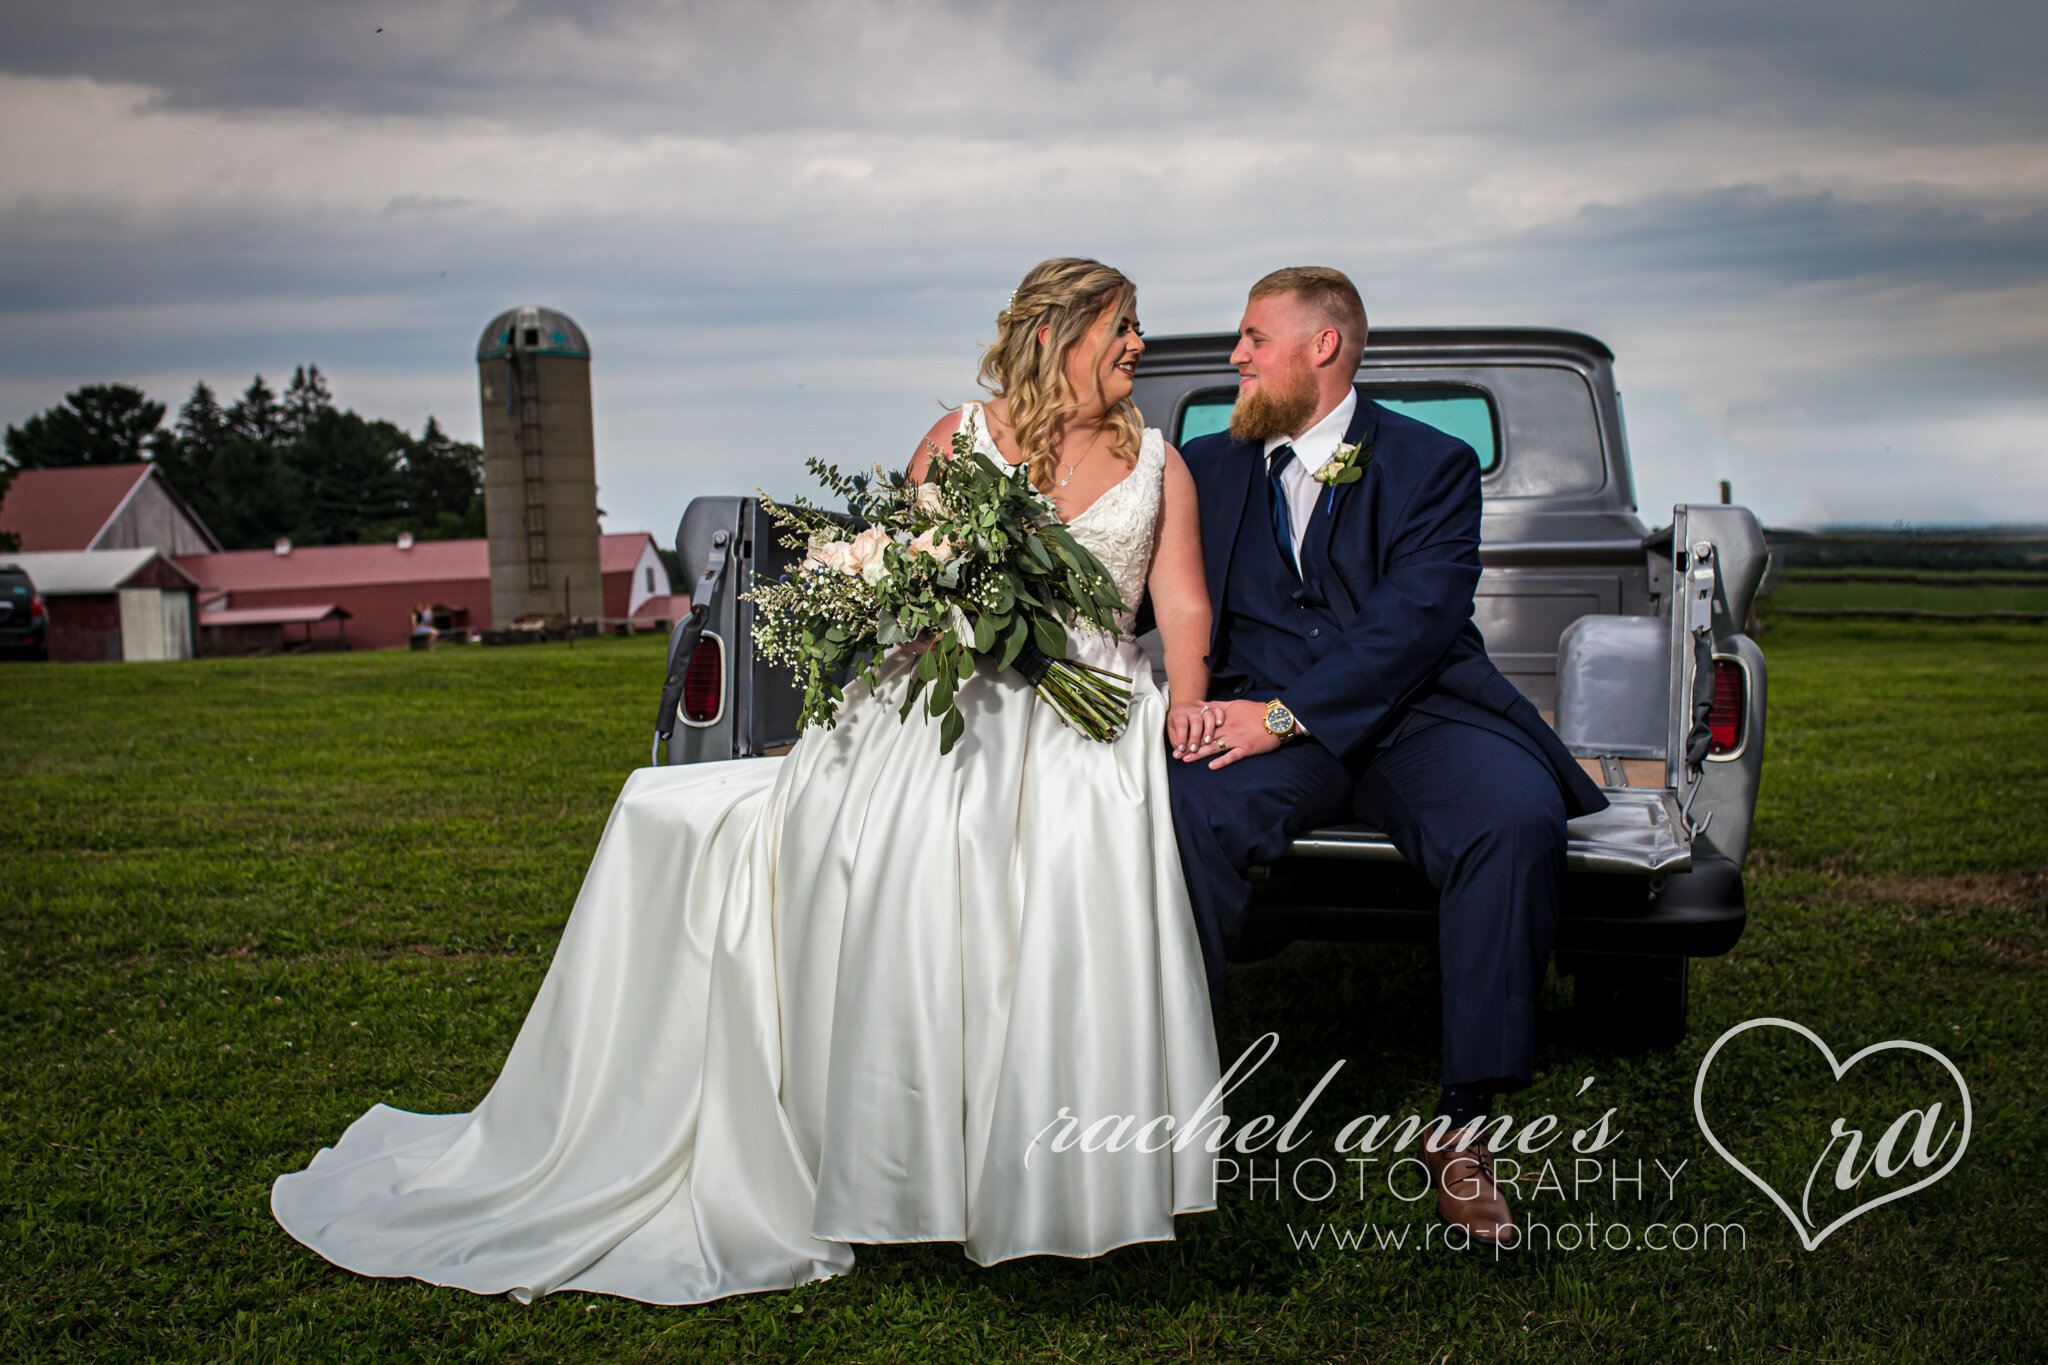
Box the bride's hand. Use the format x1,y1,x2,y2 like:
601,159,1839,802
903,631,941,656
1167,701,1220,759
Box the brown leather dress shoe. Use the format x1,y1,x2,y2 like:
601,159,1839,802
1418,1132,1515,1247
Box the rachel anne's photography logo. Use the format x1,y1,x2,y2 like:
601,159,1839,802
1693,1017,1973,1251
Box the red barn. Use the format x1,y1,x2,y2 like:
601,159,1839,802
1,461,672,652
176,539,493,651
0,463,220,556
176,532,674,651
601,531,672,621
2,549,199,662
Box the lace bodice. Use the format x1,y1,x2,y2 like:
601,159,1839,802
960,403,1164,637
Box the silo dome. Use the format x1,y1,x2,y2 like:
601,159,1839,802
476,305,591,362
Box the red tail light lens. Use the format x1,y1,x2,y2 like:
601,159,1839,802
681,633,723,723
1709,658,1744,754
29,594,45,620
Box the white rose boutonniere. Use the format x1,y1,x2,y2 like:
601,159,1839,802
1311,440,1370,486
1310,439,1372,511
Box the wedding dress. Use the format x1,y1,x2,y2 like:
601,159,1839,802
271,405,1221,1304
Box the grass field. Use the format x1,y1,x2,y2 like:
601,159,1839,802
3,623,2043,1363
1764,571,2048,616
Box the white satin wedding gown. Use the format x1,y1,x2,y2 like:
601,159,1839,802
272,406,1221,1304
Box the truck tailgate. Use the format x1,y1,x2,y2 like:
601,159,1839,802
1285,787,1690,876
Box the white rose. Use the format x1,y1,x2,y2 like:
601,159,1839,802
914,483,948,516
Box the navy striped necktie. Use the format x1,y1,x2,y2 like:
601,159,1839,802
1267,443,1299,574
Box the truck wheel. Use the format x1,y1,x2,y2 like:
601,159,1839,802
1565,953,1690,1051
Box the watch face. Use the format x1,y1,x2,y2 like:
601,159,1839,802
1267,702,1295,736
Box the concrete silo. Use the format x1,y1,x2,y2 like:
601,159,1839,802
476,305,603,626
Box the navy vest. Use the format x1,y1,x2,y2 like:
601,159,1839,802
1211,477,1345,699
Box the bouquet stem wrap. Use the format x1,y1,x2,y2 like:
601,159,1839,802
1011,643,1134,743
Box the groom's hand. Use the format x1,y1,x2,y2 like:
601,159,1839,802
1199,699,1285,769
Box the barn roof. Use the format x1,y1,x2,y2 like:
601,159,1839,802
176,532,658,591
1,464,145,551
0,548,200,595
178,538,489,591
601,530,656,573
0,463,222,553
200,603,351,626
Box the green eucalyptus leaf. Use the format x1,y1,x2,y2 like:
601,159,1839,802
1032,614,1066,658
997,615,1029,670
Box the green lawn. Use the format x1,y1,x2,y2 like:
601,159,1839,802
3,624,2043,1363
1766,573,2048,616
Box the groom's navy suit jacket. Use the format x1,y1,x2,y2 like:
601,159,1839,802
1181,389,1606,819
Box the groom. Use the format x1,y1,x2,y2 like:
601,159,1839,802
1168,267,1607,1247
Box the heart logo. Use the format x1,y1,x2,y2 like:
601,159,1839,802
1692,1017,1971,1250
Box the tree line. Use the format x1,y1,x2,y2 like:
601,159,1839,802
1,369,484,552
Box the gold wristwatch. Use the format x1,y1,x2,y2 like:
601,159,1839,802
1262,699,1299,740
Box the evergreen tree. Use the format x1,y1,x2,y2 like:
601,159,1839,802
155,382,227,498
3,384,167,468
226,376,283,448
5,368,492,551
287,408,409,544
280,365,334,441
401,416,486,538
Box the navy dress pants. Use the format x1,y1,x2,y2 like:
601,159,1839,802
1168,713,1567,1088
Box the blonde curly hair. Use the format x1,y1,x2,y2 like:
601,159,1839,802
976,257,1143,492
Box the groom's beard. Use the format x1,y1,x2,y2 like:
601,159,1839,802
1228,363,1319,442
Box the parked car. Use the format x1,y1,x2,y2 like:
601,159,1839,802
649,327,1768,1047
0,561,49,660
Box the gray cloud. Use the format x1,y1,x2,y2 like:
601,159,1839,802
2,0,2045,532
10,1,2045,140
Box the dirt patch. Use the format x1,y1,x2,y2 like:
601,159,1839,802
1757,860,2047,917
1977,937,2048,968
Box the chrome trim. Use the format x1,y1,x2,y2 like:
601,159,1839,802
1704,648,1756,764
677,629,728,730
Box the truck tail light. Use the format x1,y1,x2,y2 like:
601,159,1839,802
1709,658,1744,755
681,632,723,723
29,594,45,621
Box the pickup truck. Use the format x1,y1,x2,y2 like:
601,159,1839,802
650,327,1768,1048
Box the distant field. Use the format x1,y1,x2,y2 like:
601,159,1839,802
2,624,2043,1363
1765,572,2048,617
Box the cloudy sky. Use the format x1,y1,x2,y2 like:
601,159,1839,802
3,0,2045,536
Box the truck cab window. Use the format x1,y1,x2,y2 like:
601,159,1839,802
1177,386,1500,473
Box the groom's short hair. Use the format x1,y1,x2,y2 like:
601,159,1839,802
1249,267,1368,361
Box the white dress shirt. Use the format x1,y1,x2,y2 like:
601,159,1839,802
1262,388,1357,558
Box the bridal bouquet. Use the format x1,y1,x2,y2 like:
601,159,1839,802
752,427,1132,754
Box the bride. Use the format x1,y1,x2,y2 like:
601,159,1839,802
272,258,1224,1304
